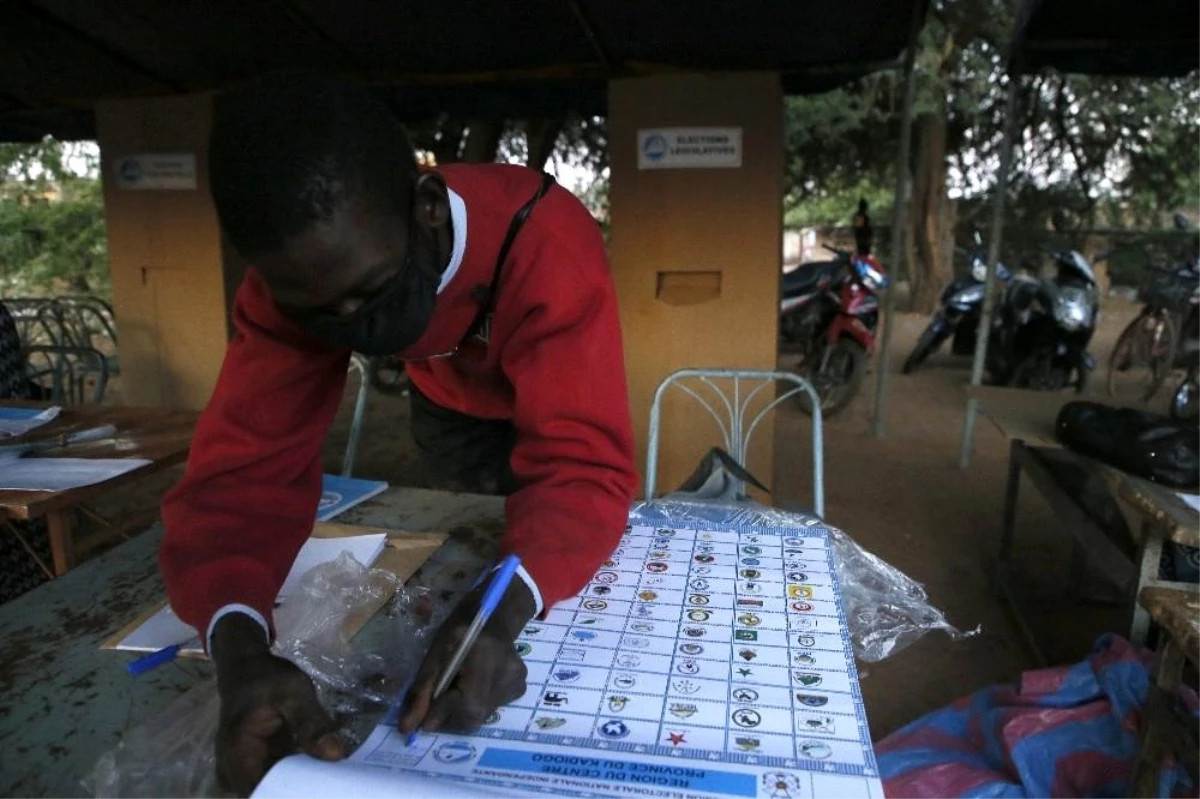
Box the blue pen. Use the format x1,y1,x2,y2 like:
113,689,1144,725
127,639,196,676
406,554,522,746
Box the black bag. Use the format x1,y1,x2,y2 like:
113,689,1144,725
1056,401,1199,488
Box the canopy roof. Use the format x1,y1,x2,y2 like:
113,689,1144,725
1012,0,1198,77
1,0,927,141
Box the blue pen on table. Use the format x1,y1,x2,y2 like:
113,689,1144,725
126,637,199,676
405,554,522,747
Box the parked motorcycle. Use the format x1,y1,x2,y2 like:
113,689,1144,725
780,245,889,416
986,248,1102,392
903,230,1012,374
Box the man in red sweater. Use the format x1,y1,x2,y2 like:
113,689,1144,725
159,71,636,795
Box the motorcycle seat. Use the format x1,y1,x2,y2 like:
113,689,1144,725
782,261,841,298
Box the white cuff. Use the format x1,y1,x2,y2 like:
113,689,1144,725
515,564,545,617
489,562,544,617
206,603,270,655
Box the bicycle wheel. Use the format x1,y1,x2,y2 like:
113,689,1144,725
1107,311,1177,403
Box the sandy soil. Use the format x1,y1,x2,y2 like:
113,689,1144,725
82,295,1159,739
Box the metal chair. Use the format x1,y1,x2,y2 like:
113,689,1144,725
57,296,119,345
645,368,825,517
7,298,62,347
12,297,118,398
23,345,110,404
342,354,371,477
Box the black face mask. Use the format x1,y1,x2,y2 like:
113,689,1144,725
293,244,441,357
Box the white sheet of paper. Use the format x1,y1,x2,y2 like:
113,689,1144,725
0,406,60,439
116,604,200,654
114,533,388,654
253,754,514,799
278,535,387,597
0,456,151,491
1177,493,1200,514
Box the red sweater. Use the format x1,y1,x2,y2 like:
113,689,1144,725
159,164,636,639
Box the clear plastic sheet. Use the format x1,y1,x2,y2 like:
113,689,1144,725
87,502,973,795
631,499,979,662
86,554,449,798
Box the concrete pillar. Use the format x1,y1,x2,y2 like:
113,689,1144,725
608,73,784,498
96,94,231,409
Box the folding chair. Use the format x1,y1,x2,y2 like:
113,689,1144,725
23,345,110,404
342,353,371,477
645,368,824,517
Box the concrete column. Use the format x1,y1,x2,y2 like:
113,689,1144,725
608,73,784,498
96,93,231,409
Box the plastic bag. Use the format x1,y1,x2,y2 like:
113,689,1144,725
87,678,222,799
631,498,978,662
86,554,447,798
1057,400,1200,487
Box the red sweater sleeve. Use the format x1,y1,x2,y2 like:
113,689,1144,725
498,207,637,612
159,270,349,641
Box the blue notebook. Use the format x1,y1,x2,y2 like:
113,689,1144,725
316,474,389,521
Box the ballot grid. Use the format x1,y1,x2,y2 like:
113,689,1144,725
467,523,880,777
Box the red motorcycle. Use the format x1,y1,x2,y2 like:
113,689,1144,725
779,245,889,416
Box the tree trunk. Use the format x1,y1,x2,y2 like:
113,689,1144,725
906,111,954,314
459,120,504,164
429,120,466,164
524,117,566,172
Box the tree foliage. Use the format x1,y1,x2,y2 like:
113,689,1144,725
0,139,109,297
782,0,1198,306
0,114,611,299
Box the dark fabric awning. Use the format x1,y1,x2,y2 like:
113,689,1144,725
1,0,926,141
1012,0,1198,77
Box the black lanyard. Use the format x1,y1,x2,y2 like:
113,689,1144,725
461,171,556,346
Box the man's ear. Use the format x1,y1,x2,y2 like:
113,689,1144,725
413,172,451,234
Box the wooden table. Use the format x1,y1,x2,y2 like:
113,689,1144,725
1130,586,1200,794
0,487,505,797
970,386,1200,662
0,402,197,576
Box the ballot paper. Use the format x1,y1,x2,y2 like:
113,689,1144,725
251,519,884,799
114,534,388,655
0,405,60,439
0,456,151,491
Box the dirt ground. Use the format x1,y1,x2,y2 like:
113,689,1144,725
85,294,1156,740
772,298,1146,738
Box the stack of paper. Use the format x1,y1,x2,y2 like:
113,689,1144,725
0,457,152,491
113,533,388,655
0,405,60,439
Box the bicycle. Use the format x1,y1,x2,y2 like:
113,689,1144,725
1107,263,1194,404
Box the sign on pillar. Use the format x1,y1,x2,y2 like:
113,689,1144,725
637,128,743,170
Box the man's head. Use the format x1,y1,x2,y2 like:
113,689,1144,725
208,70,452,325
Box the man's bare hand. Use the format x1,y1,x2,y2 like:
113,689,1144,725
398,579,535,735
211,614,345,797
